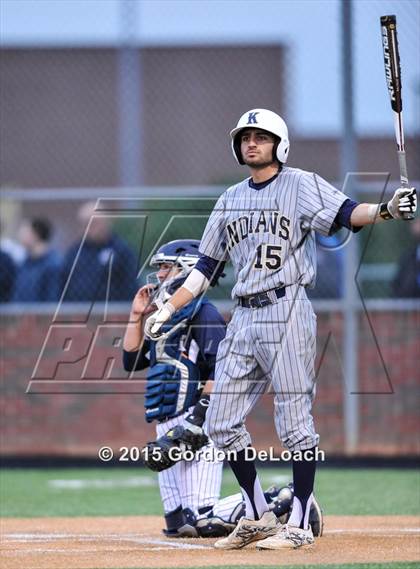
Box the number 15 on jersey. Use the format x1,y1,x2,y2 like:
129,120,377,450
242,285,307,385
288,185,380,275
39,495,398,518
254,244,283,270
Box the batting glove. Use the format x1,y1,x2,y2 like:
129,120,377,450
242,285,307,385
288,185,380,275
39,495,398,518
144,302,176,340
385,187,417,220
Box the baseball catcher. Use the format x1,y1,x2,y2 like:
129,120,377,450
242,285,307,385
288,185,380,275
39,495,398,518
123,239,227,537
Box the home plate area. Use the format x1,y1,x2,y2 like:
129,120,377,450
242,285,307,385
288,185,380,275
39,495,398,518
1,515,419,569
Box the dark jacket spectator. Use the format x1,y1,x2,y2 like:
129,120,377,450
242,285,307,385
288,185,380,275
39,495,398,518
0,249,16,302
393,217,420,298
61,202,138,302
12,218,61,302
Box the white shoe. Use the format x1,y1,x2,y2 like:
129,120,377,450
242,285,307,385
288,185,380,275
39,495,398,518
214,511,278,550
256,524,314,550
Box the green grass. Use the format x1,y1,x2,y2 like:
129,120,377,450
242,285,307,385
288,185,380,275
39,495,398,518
0,467,419,518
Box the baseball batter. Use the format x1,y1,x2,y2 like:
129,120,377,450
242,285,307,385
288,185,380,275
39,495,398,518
144,109,417,549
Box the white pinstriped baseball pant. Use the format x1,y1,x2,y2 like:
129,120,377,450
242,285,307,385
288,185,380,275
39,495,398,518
206,285,319,453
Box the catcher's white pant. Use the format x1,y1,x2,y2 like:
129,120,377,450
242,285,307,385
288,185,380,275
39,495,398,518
156,410,223,514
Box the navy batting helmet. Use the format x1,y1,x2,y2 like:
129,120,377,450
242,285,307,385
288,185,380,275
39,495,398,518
150,239,201,271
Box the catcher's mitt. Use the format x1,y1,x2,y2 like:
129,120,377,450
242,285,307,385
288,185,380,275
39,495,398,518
141,424,208,472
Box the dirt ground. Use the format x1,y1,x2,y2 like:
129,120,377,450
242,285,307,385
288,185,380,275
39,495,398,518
1,515,419,569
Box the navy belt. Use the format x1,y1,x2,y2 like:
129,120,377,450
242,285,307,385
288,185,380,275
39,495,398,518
238,287,286,309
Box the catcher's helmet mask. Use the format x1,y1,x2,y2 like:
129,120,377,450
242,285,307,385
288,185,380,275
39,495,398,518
230,108,290,166
147,239,201,306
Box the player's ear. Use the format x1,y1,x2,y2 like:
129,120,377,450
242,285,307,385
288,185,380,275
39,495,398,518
272,136,281,163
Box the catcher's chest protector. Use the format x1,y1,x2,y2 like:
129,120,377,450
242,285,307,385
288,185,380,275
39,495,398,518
145,299,205,423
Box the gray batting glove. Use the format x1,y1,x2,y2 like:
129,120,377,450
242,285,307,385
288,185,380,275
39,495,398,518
144,303,176,340
387,187,417,219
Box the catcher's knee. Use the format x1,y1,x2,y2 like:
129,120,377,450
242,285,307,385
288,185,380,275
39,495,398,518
162,507,198,538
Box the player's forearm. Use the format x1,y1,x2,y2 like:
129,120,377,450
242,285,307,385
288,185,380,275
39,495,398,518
167,286,195,311
167,269,210,311
123,312,145,352
144,269,210,339
350,203,383,226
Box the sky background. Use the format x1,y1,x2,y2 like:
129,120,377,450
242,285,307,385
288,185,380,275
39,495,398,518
1,0,419,137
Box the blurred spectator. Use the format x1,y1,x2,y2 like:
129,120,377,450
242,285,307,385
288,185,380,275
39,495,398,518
12,218,61,302
308,232,344,299
61,202,138,302
0,249,16,302
0,221,17,302
1,218,26,266
0,235,26,266
393,217,420,298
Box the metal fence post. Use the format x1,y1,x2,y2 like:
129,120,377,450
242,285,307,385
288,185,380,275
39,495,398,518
341,0,359,453
117,0,142,187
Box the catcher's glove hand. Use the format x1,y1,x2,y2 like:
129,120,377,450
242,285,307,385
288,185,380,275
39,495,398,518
141,425,185,472
386,187,417,220
144,303,175,340
141,440,175,472
141,424,208,472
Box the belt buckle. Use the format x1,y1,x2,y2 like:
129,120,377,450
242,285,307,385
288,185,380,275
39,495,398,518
250,294,271,309
248,295,260,309
246,295,260,308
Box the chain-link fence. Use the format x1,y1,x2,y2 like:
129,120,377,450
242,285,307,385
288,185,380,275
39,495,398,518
1,1,419,302
1,184,418,304
0,0,419,457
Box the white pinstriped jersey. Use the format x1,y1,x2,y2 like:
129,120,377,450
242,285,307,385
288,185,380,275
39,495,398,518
199,167,348,298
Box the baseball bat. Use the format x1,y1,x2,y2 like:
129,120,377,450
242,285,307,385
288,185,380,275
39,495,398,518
380,14,414,219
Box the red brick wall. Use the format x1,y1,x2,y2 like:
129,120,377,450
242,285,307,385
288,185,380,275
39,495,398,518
1,310,418,457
